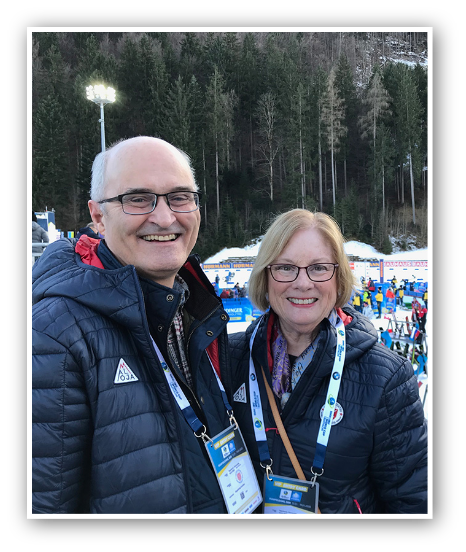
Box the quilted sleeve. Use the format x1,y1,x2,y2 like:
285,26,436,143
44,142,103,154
370,354,428,513
32,307,93,513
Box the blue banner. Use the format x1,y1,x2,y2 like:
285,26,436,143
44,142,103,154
221,298,263,323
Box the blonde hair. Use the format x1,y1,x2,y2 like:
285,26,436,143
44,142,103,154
248,209,356,312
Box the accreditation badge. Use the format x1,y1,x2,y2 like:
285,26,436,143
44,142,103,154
263,474,319,514
205,424,262,514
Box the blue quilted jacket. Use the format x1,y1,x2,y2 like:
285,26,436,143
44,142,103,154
32,238,232,514
229,308,428,514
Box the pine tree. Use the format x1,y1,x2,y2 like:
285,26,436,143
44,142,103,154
390,64,423,224
205,66,236,220
308,68,328,211
359,67,392,216
164,75,192,151
320,67,346,212
255,91,279,202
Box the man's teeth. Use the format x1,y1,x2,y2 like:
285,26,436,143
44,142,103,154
142,234,177,242
288,298,317,305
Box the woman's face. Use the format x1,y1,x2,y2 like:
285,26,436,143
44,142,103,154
267,226,338,338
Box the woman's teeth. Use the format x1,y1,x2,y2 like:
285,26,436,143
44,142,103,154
288,298,317,305
142,234,177,242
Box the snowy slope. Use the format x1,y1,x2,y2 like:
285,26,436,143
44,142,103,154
204,239,428,263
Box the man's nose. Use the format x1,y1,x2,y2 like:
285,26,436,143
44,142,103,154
146,196,177,227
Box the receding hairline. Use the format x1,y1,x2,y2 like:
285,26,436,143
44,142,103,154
92,137,197,201
106,137,194,175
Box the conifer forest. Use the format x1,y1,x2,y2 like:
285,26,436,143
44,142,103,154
31,31,428,261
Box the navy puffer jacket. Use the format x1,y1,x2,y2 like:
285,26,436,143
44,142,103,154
229,308,428,514
32,238,232,514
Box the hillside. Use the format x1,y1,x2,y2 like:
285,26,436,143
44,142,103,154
32,31,429,259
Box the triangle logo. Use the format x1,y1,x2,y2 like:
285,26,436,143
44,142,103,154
114,358,139,385
233,383,247,403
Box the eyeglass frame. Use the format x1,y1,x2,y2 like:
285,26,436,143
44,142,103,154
267,263,339,283
97,190,202,214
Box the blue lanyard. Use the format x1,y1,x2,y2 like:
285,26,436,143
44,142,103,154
248,315,346,480
151,337,233,441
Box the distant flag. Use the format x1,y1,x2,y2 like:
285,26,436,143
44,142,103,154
409,326,421,342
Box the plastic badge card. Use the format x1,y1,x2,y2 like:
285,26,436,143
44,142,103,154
263,474,319,514
205,425,262,514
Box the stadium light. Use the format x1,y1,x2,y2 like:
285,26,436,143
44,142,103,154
86,85,116,152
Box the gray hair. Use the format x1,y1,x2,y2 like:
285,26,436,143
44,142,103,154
89,136,197,202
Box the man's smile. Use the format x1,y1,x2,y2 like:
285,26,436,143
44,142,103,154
141,233,180,242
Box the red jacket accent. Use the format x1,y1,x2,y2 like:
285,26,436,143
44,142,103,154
75,235,104,269
183,258,221,378
74,240,223,379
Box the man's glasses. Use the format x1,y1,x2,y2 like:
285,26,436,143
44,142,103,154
267,263,339,283
98,191,202,214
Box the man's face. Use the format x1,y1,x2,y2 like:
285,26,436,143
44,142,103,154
88,138,200,288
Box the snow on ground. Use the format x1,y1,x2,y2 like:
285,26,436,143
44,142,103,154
343,241,428,260
205,238,428,264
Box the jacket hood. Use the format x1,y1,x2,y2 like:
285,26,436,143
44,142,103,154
32,237,219,324
32,237,144,319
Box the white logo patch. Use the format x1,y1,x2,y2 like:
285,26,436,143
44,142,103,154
114,358,139,384
233,383,247,403
320,402,344,425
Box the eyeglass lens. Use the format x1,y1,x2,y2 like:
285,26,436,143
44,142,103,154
270,264,336,282
122,192,199,214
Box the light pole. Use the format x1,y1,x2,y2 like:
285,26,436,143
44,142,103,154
86,85,116,152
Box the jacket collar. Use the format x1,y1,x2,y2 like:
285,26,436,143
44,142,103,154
32,237,220,324
249,306,376,377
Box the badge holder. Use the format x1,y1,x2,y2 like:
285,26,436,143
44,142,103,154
263,473,319,514
153,337,262,514
260,365,322,514
203,415,263,514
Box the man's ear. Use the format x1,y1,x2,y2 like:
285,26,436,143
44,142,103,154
88,200,106,236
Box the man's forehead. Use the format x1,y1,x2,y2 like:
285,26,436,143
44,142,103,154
107,138,188,168
104,139,194,191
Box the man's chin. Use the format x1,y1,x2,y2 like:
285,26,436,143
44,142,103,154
135,263,182,288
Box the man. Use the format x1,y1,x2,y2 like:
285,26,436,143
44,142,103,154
32,137,232,514
76,221,101,239
32,211,49,262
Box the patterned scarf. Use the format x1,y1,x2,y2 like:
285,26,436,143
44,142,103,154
271,309,339,409
167,275,192,388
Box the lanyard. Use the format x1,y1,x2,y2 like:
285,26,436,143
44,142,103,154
311,318,345,481
151,336,234,441
248,319,272,468
248,315,346,480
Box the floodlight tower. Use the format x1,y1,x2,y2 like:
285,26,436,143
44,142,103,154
86,85,116,152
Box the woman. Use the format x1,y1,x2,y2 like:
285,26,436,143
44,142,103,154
229,209,427,514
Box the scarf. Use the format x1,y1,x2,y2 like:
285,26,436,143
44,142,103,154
166,275,192,388
271,309,340,409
